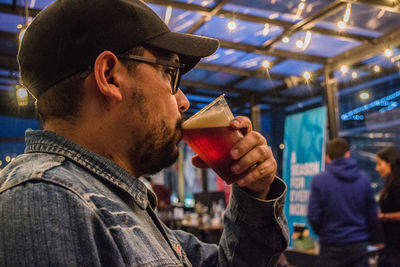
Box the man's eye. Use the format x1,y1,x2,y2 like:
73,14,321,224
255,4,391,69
165,67,175,78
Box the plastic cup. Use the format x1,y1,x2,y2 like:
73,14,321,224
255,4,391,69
182,94,243,184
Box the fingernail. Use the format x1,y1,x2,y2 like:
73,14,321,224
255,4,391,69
232,164,240,173
231,149,239,159
231,119,239,128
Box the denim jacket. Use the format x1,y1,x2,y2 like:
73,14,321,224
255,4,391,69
0,130,288,267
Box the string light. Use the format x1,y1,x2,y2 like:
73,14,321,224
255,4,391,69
16,85,28,106
227,19,237,31
261,60,271,69
340,65,349,73
296,40,304,48
359,91,370,101
295,0,306,18
351,71,358,79
262,24,269,36
384,48,393,58
373,65,381,72
296,31,312,49
164,6,172,25
303,31,312,48
337,3,351,30
337,20,346,29
282,36,290,43
18,25,27,45
5,156,11,163
343,3,351,23
303,71,311,80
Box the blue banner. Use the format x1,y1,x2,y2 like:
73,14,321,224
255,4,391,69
283,106,327,248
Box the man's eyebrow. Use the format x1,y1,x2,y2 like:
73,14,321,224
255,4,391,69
168,54,179,63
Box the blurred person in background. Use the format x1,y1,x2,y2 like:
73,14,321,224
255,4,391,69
376,147,400,267
308,137,377,267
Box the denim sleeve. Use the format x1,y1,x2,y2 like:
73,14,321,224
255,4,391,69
174,177,288,267
0,182,123,267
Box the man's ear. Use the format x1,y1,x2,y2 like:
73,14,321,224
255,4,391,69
344,151,351,158
93,51,123,102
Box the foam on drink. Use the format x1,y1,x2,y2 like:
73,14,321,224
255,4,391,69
182,96,234,129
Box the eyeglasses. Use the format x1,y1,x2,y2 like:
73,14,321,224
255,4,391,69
117,55,185,95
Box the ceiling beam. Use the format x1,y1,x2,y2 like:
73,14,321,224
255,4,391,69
343,0,400,13
196,62,288,80
262,1,347,49
0,29,328,64
219,40,328,64
181,80,297,105
327,27,400,70
142,0,375,43
186,0,230,34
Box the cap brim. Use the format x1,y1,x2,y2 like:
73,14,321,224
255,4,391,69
145,31,219,74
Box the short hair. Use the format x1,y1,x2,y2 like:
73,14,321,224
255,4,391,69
37,46,145,123
326,137,349,160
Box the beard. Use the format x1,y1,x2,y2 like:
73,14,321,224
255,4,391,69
128,116,185,176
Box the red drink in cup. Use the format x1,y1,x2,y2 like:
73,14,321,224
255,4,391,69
182,95,243,184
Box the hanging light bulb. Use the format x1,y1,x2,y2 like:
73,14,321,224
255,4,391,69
359,91,370,101
373,65,381,72
303,31,312,48
337,20,346,29
164,6,173,25
296,40,304,48
303,71,311,80
340,65,349,73
261,60,271,69
18,25,27,46
16,85,28,106
262,24,270,36
343,3,351,23
227,19,237,31
351,71,358,79
282,36,290,43
384,48,393,58
295,0,306,18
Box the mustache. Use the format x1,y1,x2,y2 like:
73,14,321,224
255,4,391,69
176,113,187,130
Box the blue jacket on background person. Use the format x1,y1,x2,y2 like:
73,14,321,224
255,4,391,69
308,156,378,245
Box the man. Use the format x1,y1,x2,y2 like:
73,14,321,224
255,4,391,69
308,137,377,267
0,0,288,266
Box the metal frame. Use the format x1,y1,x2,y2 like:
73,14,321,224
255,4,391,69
0,0,400,124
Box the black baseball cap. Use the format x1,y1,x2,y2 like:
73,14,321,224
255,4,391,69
18,0,219,98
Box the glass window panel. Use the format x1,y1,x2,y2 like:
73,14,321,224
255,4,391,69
274,31,361,57
202,47,247,66
195,16,283,46
270,59,323,76
236,77,282,91
321,3,400,36
228,0,326,19
147,5,204,33
0,13,25,33
230,53,276,70
204,72,241,85
173,0,215,8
